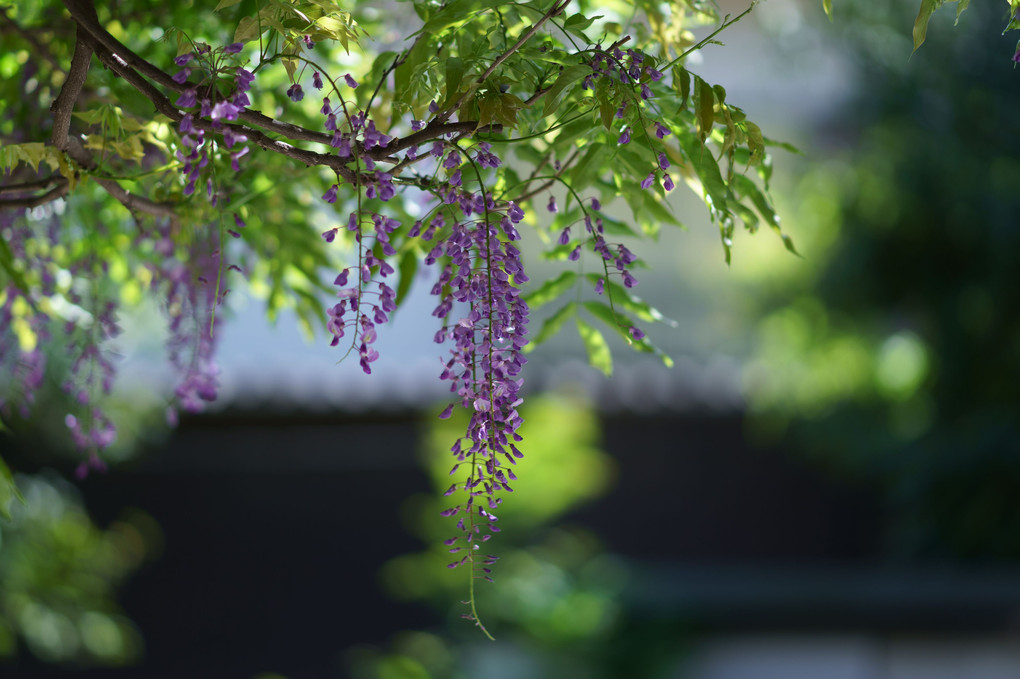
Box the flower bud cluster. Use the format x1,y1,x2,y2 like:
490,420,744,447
172,45,251,199
584,46,675,194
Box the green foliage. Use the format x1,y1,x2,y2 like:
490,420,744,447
0,475,158,664
748,0,1020,558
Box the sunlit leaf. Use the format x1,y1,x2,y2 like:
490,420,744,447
576,316,611,376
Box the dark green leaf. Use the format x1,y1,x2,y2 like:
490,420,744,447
395,250,418,306
443,57,465,109
543,64,592,117
0,454,23,522
695,75,714,140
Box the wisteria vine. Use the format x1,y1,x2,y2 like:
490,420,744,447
0,0,800,634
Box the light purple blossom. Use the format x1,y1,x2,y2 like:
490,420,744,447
322,184,338,203
176,89,197,108
344,73,358,88
224,42,243,54
641,172,655,190
618,128,631,144
663,174,675,191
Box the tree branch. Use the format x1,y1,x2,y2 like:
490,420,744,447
0,176,65,195
60,0,499,185
0,183,69,209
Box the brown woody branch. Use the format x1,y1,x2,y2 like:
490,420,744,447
0,183,69,209
60,0,501,185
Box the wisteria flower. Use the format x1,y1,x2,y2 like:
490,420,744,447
618,128,631,144
236,67,255,92
344,73,358,88
313,72,323,89
174,53,193,66
322,184,338,203
173,68,191,84
363,120,391,149
663,174,675,192
547,196,558,213
211,100,240,122
176,88,197,108
641,172,655,190
658,152,670,170
287,83,304,102
654,122,671,139
224,42,244,54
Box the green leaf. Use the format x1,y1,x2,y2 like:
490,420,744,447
395,250,418,306
586,275,678,326
576,317,612,376
543,64,591,117
0,231,31,294
582,301,673,367
522,270,577,308
0,454,23,522
215,0,243,10
443,57,465,109
563,12,600,42
695,75,714,140
823,0,833,21
234,16,261,44
955,0,969,24
673,65,690,110
570,143,612,192
912,0,945,54
525,301,576,352
743,120,765,166
679,130,730,217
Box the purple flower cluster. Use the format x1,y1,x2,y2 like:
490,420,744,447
62,294,120,479
172,47,251,197
324,212,398,374
426,194,529,574
147,221,225,423
583,46,675,193
0,209,122,476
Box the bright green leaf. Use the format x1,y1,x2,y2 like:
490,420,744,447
522,270,577,308
912,0,945,54
576,317,612,376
